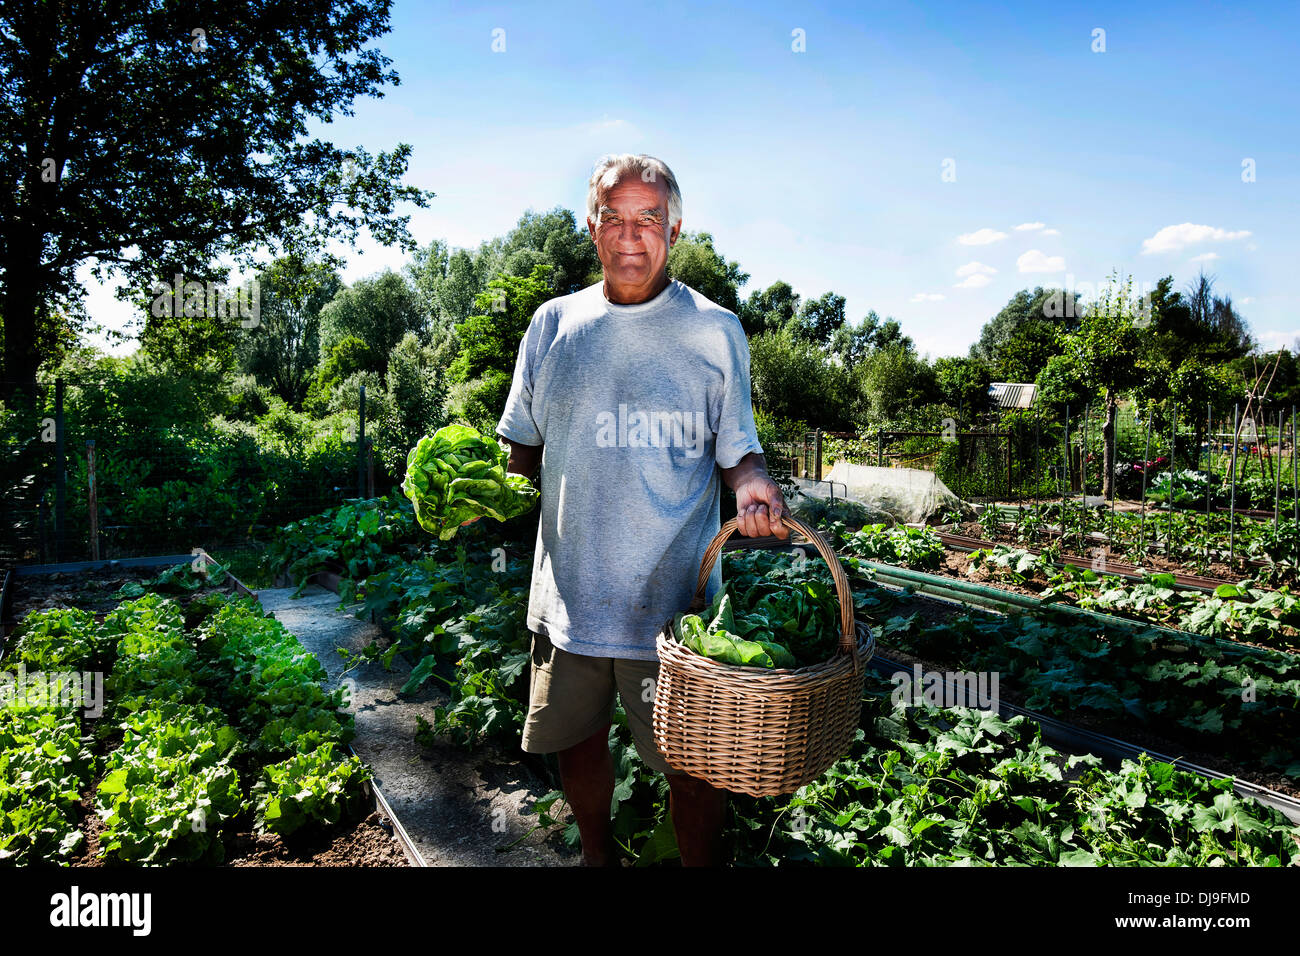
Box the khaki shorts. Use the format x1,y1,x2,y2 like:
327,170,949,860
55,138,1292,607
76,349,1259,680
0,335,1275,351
520,630,677,775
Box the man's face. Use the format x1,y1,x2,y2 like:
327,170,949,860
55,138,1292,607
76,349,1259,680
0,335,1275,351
587,174,680,297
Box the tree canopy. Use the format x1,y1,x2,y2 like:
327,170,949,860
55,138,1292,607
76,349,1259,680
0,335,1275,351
0,0,433,400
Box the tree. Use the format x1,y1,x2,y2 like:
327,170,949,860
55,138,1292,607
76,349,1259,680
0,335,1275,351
1050,274,1150,496
827,310,913,373
667,231,749,315
933,357,992,418
970,287,1079,382
375,332,447,476
445,266,554,432
0,0,433,401
748,326,859,429
407,240,485,330
237,256,342,407
1184,271,1253,359
856,344,939,426
793,292,846,347
476,208,603,297
738,281,801,338
318,271,426,376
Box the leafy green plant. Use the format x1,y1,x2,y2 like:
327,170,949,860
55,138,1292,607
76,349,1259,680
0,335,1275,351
253,743,372,837
841,524,945,570
8,607,106,670
95,703,244,865
0,708,94,866
402,424,539,540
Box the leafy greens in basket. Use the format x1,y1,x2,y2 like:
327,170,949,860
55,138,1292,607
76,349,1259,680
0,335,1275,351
671,571,843,669
402,425,539,540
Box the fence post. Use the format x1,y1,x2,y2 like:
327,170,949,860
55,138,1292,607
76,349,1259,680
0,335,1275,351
367,439,375,498
1167,405,1177,554
55,377,66,562
357,384,367,498
1206,404,1213,568
1293,405,1298,565
876,429,883,469
814,428,823,481
1062,404,1070,539
1275,409,1283,537
1139,409,1152,559
1229,403,1239,564
87,440,99,561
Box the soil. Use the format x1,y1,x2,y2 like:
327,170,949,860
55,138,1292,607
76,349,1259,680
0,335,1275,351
945,519,1277,585
3,565,237,631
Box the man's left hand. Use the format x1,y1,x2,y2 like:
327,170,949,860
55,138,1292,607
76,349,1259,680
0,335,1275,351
733,472,790,539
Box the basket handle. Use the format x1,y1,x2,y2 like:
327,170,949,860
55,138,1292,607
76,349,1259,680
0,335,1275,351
689,514,860,671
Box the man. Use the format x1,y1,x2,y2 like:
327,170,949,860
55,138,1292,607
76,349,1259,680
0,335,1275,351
496,153,789,867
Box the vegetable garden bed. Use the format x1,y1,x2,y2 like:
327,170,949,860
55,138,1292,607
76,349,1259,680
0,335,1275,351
256,495,1300,866
0,557,412,867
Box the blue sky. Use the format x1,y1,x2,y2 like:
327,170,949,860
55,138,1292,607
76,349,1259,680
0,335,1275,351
84,0,1300,359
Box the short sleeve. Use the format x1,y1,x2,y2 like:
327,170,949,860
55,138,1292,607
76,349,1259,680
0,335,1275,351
496,308,545,446
711,322,764,469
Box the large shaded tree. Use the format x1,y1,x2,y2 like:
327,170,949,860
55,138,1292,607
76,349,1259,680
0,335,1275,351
476,208,603,297
793,291,846,347
237,256,342,406
0,0,433,401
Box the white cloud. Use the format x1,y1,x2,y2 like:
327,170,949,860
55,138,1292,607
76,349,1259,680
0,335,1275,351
1014,222,1045,231
1141,223,1251,255
1253,328,1299,348
1189,252,1220,263
957,228,1008,246
909,292,947,302
1041,228,1060,236
576,116,639,137
954,274,993,289
1239,297,1254,305
1017,249,1066,273
956,261,997,277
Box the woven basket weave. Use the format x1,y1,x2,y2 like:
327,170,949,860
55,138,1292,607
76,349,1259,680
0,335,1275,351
652,514,874,797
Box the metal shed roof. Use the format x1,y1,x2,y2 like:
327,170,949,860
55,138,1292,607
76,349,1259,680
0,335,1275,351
988,382,1037,409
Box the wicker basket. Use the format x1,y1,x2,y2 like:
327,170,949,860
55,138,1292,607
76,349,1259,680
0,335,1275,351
652,514,874,797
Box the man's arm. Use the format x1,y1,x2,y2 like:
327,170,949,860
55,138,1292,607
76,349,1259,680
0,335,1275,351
460,438,542,528
720,451,790,539
502,437,543,479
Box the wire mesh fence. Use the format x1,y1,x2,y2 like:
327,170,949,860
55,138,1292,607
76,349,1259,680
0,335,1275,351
1,378,376,565
789,399,1300,519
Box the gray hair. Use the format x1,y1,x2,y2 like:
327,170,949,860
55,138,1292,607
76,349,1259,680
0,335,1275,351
586,153,682,230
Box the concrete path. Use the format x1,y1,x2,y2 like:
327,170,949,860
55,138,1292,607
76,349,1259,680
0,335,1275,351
257,584,577,867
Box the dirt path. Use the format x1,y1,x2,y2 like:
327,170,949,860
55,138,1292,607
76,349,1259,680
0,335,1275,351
258,584,578,867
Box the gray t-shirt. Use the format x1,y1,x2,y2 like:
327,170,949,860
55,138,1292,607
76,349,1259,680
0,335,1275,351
496,278,764,661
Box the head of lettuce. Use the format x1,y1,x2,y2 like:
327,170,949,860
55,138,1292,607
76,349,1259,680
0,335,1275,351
402,425,540,540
